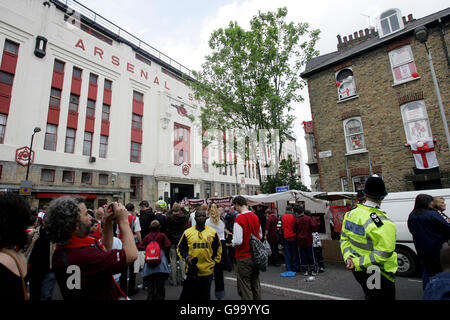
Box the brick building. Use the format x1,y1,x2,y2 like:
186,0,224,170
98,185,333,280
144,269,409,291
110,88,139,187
301,7,450,193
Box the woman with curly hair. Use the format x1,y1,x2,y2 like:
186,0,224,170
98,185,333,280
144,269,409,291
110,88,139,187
206,203,229,299
0,192,32,300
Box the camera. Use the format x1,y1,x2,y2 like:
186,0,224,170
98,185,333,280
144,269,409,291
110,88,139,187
106,203,116,220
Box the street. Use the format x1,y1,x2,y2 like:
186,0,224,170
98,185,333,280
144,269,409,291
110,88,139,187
52,261,423,300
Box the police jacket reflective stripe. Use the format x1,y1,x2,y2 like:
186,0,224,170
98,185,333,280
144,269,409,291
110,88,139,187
340,204,398,282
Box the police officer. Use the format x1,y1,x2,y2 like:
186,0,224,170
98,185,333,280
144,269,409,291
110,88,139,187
340,175,398,300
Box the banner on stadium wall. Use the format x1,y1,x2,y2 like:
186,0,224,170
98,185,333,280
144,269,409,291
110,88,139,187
330,205,352,233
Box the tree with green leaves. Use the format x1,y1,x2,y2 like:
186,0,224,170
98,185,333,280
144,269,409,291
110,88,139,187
259,154,310,193
189,7,320,186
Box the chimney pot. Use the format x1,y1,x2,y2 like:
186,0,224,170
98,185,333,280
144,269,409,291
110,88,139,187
337,34,342,44
402,16,407,24
349,34,353,41
364,28,369,36
359,30,364,37
354,31,358,39
408,14,413,21
343,36,348,43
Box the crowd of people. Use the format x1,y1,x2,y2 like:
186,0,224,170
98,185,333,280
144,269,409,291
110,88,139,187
279,204,325,276
1,183,449,301
0,192,273,301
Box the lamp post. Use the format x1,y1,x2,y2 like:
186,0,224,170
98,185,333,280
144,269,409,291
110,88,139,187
25,127,41,181
414,26,450,150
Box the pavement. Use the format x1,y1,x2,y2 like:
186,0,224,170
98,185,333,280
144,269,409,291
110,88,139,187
52,261,424,300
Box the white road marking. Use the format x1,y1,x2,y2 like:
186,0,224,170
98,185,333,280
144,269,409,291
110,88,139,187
224,276,351,300
407,279,422,283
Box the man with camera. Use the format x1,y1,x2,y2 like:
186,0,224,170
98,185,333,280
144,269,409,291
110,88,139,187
44,197,138,300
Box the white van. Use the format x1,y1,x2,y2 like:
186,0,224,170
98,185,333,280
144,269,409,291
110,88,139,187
379,188,450,277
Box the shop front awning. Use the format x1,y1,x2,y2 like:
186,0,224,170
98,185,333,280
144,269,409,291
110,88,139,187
35,193,97,199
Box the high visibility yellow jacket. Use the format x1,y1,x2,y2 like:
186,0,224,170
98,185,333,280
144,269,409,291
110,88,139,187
340,204,398,282
177,225,222,277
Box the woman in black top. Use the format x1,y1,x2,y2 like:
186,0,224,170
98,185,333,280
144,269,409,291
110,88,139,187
0,192,32,300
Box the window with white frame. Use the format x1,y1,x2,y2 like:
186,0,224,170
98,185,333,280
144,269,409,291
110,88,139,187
379,8,404,38
64,128,76,153
388,45,418,84
0,113,7,143
343,117,366,153
44,124,57,151
336,68,357,100
340,177,349,192
400,100,432,143
99,135,108,158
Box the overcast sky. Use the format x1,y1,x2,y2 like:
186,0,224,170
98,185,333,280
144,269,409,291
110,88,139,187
77,0,448,188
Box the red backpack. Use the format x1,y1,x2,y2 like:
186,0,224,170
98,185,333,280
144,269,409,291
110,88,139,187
145,240,161,265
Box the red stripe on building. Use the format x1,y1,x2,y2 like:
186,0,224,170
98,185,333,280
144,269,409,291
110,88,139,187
67,111,78,129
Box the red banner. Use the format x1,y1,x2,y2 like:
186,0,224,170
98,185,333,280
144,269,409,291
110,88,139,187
182,197,233,208
330,205,352,233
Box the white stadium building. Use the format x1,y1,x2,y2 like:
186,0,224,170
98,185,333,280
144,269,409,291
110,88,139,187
0,0,303,209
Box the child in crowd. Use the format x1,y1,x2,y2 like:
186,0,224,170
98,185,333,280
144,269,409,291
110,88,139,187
311,213,325,273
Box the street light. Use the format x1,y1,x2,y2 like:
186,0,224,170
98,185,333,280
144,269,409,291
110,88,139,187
25,127,41,181
414,26,450,150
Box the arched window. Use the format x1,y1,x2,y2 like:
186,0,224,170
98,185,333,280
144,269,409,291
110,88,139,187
343,117,366,153
400,100,432,143
336,68,357,100
379,8,404,38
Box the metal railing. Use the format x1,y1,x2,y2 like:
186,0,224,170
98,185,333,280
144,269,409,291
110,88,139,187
50,0,195,79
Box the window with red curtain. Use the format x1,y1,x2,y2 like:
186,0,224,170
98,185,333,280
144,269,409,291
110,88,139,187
130,176,143,200
174,123,190,165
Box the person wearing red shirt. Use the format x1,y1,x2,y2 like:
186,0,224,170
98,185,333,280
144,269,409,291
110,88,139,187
44,197,137,300
281,205,299,272
265,209,280,267
232,196,262,300
293,205,319,276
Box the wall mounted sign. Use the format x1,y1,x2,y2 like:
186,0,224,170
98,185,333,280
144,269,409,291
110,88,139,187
16,146,34,166
182,163,190,176
318,150,332,158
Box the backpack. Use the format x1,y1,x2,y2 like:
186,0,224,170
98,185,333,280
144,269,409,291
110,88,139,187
145,240,161,266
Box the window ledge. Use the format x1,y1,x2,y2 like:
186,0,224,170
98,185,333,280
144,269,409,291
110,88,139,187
337,95,359,104
344,149,368,156
392,77,420,87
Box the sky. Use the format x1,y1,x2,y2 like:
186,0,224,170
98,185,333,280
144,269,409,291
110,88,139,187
77,0,448,188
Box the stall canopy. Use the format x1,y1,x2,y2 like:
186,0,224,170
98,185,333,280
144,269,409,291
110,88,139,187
242,190,328,214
